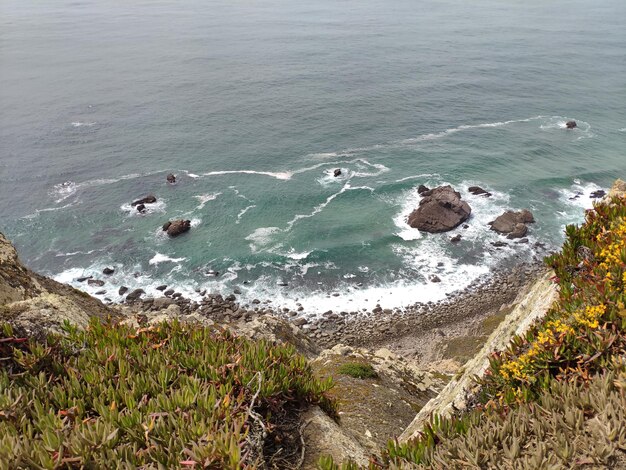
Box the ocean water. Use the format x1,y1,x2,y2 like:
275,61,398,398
1,0,625,315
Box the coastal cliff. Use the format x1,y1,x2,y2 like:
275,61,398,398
2,179,626,468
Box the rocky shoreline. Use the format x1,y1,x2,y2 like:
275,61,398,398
115,258,548,354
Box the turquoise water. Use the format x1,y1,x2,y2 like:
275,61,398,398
1,0,625,313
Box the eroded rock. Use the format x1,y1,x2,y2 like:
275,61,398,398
408,186,471,233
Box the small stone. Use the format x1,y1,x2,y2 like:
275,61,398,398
76,276,92,282
450,234,461,243
103,267,115,275
429,275,441,283
87,279,105,287
333,168,342,177
95,290,106,295
118,286,129,295
156,285,167,291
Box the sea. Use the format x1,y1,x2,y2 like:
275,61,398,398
1,0,625,315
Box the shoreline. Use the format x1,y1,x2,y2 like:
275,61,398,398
118,258,548,361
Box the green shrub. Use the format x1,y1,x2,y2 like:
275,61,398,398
338,362,378,379
0,319,334,469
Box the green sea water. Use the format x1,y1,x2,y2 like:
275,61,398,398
1,0,625,313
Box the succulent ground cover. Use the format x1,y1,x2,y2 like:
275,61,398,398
322,195,626,468
0,319,333,469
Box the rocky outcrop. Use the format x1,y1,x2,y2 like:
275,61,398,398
333,169,342,177
0,232,116,338
566,120,577,129
162,220,191,237
131,195,157,206
489,209,535,239
408,186,471,233
608,179,626,199
166,173,176,184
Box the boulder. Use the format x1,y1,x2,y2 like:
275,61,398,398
417,184,430,195
590,189,606,199
566,120,577,129
136,204,147,213
156,284,168,291
489,210,535,239
118,286,129,295
166,173,176,184
162,220,191,237
102,267,115,275
429,275,442,283
125,288,145,302
407,186,471,233
450,234,462,243
87,279,105,287
333,169,342,177
468,186,492,197
131,195,157,206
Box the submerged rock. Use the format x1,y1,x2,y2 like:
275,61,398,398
166,173,177,184
136,204,147,213
489,210,535,239
407,185,471,233
566,120,577,129
131,195,157,206
468,186,492,197
162,220,191,237
333,169,342,177
102,267,115,275
590,189,606,199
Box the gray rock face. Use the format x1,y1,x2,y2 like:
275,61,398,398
407,186,472,233
489,210,535,239
162,220,191,237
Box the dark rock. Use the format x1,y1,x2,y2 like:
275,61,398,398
462,224,469,229
515,238,530,244
277,281,288,287
590,189,606,199
76,276,92,283
333,169,342,177
162,219,191,237
294,317,308,327
118,286,129,295
565,120,577,129
233,288,242,295
136,204,147,213
95,290,106,295
429,275,441,283
156,285,168,291
172,292,182,299
407,185,471,233
102,267,115,275
417,184,430,195
164,289,175,296
491,241,508,248
450,234,462,243
489,210,535,239
126,289,145,302
468,186,492,197
225,294,236,302
87,279,105,287
131,195,157,206
166,173,176,184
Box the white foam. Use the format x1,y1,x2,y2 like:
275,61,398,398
149,253,187,265
284,249,312,260
21,202,78,219
245,227,282,253
194,193,221,210
52,181,77,202
201,170,292,180
539,116,594,140
558,181,603,212
190,218,202,228
71,121,96,127
619,128,626,132
236,204,257,224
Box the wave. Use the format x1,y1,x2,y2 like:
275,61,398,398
236,204,256,224
194,192,221,210
71,121,96,127
149,253,187,265
21,202,78,220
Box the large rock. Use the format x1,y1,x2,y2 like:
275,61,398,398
131,195,157,206
489,210,535,239
162,220,191,237
407,186,471,233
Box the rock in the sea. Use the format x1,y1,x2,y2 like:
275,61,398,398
87,279,105,287
590,189,606,199
136,204,147,213
76,276,92,283
102,267,115,275
118,286,129,295
566,120,577,129
333,169,342,177
468,186,492,197
450,234,462,243
417,184,430,195
407,185,471,233
166,173,177,184
131,195,157,206
125,288,145,302
162,219,191,237
156,284,168,291
429,275,442,283
489,210,535,239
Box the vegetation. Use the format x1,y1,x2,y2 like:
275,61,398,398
321,194,626,468
338,363,378,380
0,319,334,469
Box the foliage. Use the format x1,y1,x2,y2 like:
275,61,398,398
338,362,378,380
0,319,334,469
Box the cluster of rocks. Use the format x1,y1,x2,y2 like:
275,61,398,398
407,184,537,242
